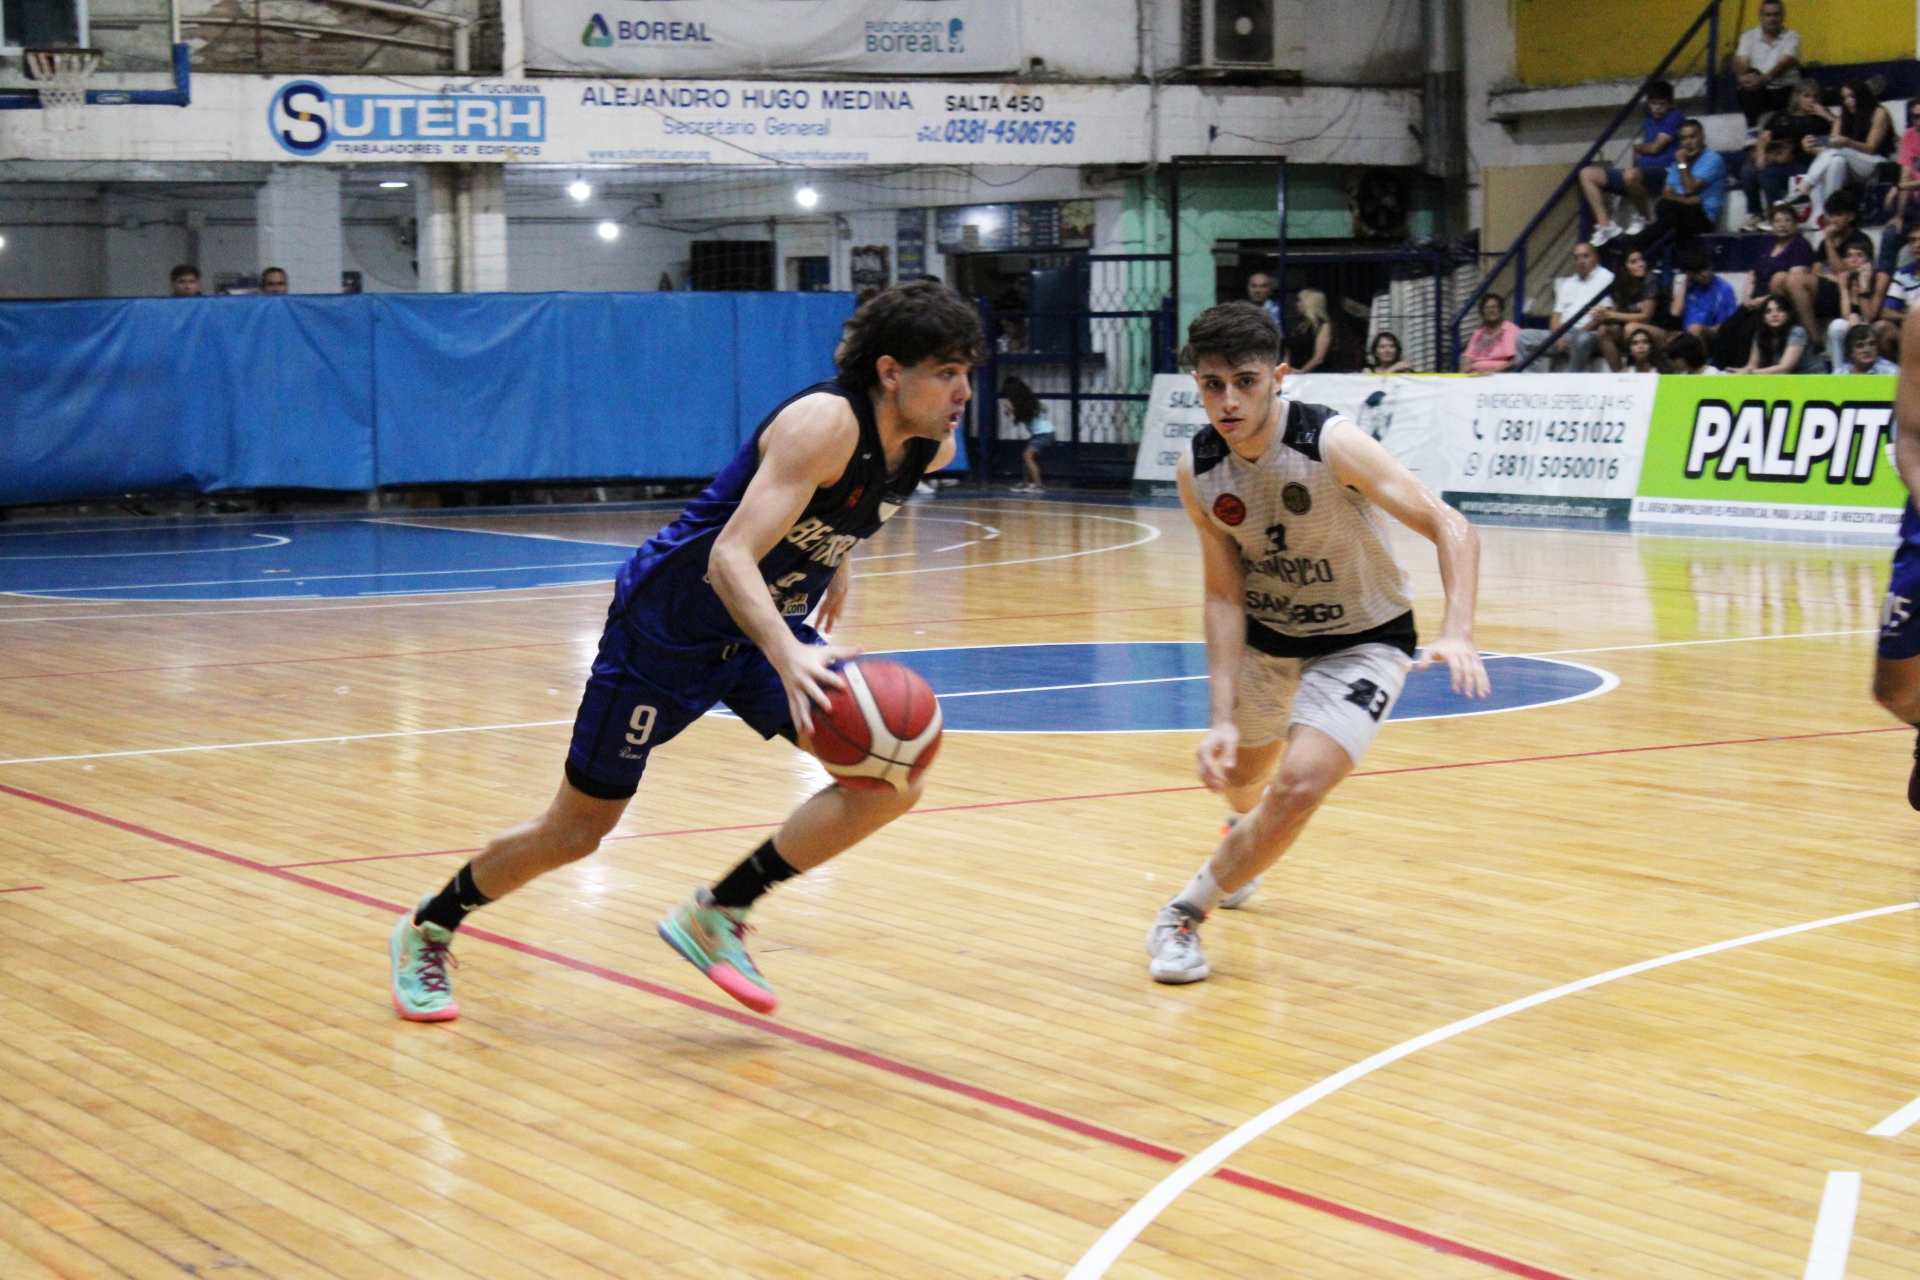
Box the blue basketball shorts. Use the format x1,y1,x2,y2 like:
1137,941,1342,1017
563,620,816,801
1879,541,1920,660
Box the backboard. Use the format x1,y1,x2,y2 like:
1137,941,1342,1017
0,0,181,92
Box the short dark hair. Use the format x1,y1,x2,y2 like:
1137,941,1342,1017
169,264,199,283
1678,246,1713,274
1666,332,1709,369
1841,233,1874,257
261,265,287,280
1480,291,1505,308
1846,323,1878,351
1827,187,1861,218
1182,301,1280,368
1676,117,1704,136
835,279,983,393
1646,80,1674,101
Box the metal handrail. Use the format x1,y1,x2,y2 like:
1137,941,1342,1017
1508,229,1676,373
1450,0,1725,367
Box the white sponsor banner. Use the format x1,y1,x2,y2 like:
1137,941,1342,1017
529,0,1017,77
1628,497,1904,530
1440,372,1657,520
1132,374,1210,493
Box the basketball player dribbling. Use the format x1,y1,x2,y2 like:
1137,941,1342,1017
389,281,981,1019
1871,305,1920,803
1146,302,1491,983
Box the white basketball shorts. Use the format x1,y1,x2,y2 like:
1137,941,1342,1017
1232,642,1413,764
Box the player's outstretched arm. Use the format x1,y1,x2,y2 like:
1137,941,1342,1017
1322,419,1490,698
711,393,865,733
1895,308,1920,504
1177,453,1251,791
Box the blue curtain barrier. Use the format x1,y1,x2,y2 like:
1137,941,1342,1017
0,291,870,507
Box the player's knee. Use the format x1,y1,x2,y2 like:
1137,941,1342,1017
1262,768,1334,819
1873,667,1920,720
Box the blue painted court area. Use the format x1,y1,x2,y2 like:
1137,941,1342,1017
876,643,1615,733
0,518,630,600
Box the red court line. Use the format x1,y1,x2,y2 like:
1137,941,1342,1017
0,885,44,894
0,777,1572,1280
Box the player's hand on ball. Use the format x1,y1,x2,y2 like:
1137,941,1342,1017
1196,723,1240,792
776,640,864,735
1415,636,1490,698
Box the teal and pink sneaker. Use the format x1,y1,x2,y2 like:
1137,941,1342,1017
657,888,778,1014
390,895,460,1022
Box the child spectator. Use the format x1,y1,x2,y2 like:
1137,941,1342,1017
1460,293,1521,373
1807,80,1893,222
1839,323,1899,374
1582,81,1683,245
1673,247,1739,347
1623,327,1662,372
1737,294,1823,373
1732,1,1801,126
1665,331,1717,373
1000,376,1054,495
1779,188,1861,339
1367,331,1413,373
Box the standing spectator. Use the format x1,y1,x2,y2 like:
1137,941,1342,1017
1741,79,1830,225
1807,80,1893,223
1672,246,1739,347
1460,293,1520,373
1284,287,1332,372
1000,375,1054,495
1731,0,1802,127
260,266,289,295
1582,81,1684,246
1736,294,1822,373
169,265,201,297
1880,99,1920,274
1244,272,1282,325
1624,327,1663,372
1638,121,1727,249
1366,331,1413,373
1591,248,1664,369
1825,235,1888,370
1875,223,1920,353
1665,331,1717,373
1838,323,1899,374
1514,241,1614,372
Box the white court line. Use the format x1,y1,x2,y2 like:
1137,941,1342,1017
0,533,291,562
1866,1094,1920,1136
0,720,574,767
5,557,629,596
1523,629,1876,658
0,588,611,625
1064,902,1917,1280
1803,1172,1861,1280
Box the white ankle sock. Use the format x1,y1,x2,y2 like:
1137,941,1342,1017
1174,864,1226,915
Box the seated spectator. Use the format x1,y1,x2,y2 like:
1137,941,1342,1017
1672,247,1739,346
1726,203,1817,356
1591,248,1666,368
1875,222,1920,352
1623,327,1663,372
1807,80,1894,222
1838,322,1899,374
169,264,201,297
1665,331,1717,373
1736,294,1824,373
1285,288,1332,372
1732,0,1801,127
1741,79,1830,225
1515,241,1614,372
1583,81,1683,246
1778,188,1860,338
1637,120,1726,249
1881,100,1920,274
1825,235,1888,369
1460,293,1521,373
1367,331,1413,373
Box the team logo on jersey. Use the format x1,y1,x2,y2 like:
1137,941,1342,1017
845,486,865,508
1282,483,1312,515
1212,493,1247,526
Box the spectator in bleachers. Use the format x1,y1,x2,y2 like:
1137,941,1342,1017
1639,121,1726,249
169,264,201,297
1591,249,1665,369
1731,0,1802,127
1807,80,1894,223
1825,235,1889,369
1515,241,1613,372
1665,331,1717,373
1737,203,1818,353
1460,293,1521,373
260,267,289,295
1740,79,1830,227
1245,272,1282,325
1736,294,1824,373
1874,223,1920,353
1839,323,1899,374
1879,100,1920,274
1284,287,1332,372
1366,331,1413,373
1583,81,1683,246
1673,246,1739,346
1623,327,1663,372
1779,187,1861,341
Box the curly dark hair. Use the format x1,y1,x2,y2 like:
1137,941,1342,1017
835,279,984,393
1181,301,1281,368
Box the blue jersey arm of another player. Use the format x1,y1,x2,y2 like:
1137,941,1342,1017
1895,309,1920,504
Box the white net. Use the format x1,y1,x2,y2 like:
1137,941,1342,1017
25,48,102,133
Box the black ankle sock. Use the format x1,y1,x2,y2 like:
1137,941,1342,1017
710,839,799,910
415,864,492,933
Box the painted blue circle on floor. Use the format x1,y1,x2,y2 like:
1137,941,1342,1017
873,642,1614,733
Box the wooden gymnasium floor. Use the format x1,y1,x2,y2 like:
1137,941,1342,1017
0,495,1916,1280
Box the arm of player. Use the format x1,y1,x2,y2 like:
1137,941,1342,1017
1177,452,1251,792
710,393,865,734
1895,309,1920,504
1322,419,1490,698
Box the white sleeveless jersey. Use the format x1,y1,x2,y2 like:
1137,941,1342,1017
1188,398,1414,654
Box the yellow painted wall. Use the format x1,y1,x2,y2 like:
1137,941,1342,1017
1514,0,1917,88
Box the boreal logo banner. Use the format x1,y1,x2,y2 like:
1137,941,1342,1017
1632,375,1902,529
527,0,1017,76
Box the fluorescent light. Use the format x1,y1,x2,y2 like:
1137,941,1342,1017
0,234,7,251
378,180,409,189
596,220,620,241
794,186,820,209
569,180,593,202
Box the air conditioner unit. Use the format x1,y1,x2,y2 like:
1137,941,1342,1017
1181,0,1303,73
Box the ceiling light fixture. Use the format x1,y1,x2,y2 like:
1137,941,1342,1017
569,180,593,202
596,220,620,241
378,180,409,189
794,186,820,209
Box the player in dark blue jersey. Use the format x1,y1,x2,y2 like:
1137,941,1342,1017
390,281,982,1019
1875,305,1920,807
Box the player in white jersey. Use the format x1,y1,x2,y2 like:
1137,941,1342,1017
1147,302,1491,983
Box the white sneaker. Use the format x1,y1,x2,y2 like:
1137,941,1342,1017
1145,902,1210,984
1220,875,1262,909
1623,214,1647,236
1591,222,1622,246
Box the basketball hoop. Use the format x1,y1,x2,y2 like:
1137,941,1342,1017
24,47,101,132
